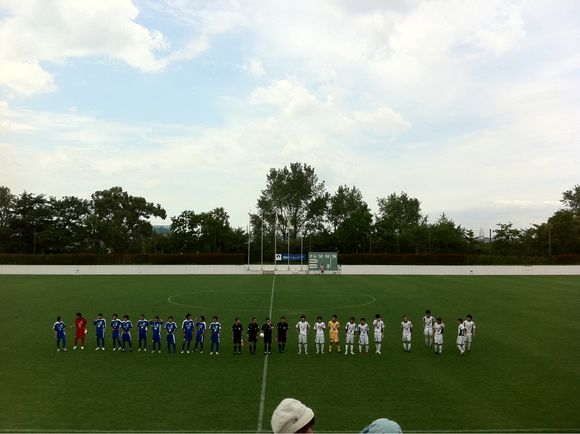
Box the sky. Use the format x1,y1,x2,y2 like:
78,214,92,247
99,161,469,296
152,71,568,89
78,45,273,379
0,0,579,234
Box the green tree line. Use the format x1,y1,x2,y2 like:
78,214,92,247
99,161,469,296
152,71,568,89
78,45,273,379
1,163,578,257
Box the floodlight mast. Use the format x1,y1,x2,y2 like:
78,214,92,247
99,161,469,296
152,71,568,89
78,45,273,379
247,212,251,271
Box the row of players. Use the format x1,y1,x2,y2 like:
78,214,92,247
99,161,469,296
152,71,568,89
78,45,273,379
52,310,477,356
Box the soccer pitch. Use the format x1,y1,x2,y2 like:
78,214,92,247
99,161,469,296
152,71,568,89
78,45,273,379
0,274,579,433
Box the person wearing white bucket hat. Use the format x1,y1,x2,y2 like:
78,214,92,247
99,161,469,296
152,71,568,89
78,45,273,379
271,398,315,433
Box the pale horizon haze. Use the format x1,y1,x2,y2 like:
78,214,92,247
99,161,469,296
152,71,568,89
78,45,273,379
1,0,579,233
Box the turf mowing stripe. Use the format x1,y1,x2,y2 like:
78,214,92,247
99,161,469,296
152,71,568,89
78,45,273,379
256,274,276,433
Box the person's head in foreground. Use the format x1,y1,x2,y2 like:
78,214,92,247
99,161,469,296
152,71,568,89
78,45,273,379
271,398,314,433
360,418,403,434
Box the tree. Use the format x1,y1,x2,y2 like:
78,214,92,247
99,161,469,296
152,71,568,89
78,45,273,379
561,184,580,214
493,222,522,255
45,196,92,252
0,187,14,252
375,192,426,253
8,191,51,253
170,207,241,253
90,187,166,253
328,185,373,253
429,213,468,254
544,210,580,254
256,163,328,240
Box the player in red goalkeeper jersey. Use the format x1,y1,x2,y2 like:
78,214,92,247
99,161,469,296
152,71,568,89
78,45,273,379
73,312,87,350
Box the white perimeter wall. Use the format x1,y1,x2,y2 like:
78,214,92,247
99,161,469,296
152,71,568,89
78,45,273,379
0,264,579,275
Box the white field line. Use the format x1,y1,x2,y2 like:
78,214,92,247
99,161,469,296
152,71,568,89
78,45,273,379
256,274,276,432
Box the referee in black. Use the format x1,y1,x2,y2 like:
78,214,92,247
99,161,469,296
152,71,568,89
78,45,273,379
247,317,260,355
262,317,273,355
232,317,243,355
276,316,289,353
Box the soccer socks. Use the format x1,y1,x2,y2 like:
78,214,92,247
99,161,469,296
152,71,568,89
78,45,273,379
376,343,381,353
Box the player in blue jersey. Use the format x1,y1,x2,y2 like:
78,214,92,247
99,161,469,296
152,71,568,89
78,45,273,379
93,313,106,351
165,316,177,353
181,313,194,354
151,316,163,353
111,314,122,351
53,316,67,351
209,316,221,355
137,314,149,352
121,315,133,352
194,315,207,353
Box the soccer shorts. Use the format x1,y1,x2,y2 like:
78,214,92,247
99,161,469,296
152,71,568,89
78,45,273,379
456,336,465,345
298,334,307,345
233,336,242,344
374,333,383,343
248,336,257,343
184,333,193,341
402,332,411,343
277,335,287,343
434,334,443,345
329,333,339,343
424,327,433,336
359,335,369,345
153,335,161,343
465,332,473,343
121,334,132,342
166,335,176,344
345,334,355,344
196,334,204,342
315,333,325,344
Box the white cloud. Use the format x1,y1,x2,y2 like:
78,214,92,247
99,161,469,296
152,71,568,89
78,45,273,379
243,58,266,78
0,0,192,95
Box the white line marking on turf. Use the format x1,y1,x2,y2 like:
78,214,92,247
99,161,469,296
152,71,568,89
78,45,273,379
257,274,276,433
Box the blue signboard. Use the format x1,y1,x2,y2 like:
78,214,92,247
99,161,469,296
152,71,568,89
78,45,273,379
275,253,308,262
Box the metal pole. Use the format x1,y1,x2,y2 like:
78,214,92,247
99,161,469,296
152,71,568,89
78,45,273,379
260,217,264,271
247,213,251,271
548,226,552,256
300,235,303,271
287,228,290,271
274,215,277,272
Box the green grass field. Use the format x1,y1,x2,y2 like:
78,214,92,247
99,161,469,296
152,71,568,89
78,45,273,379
0,274,579,433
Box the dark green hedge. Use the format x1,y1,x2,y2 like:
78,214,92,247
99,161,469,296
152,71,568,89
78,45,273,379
338,254,580,266
0,253,245,265
0,253,577,266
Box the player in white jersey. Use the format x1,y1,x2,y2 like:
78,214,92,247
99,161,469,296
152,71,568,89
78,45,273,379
358,318,370,354
314,316,326,354
344,317,357,355
296,315,310,355
433,317,444,354
401,315,413,352
463,314,476,351
372,314,385,354
456,318,466,356
423,310,435,349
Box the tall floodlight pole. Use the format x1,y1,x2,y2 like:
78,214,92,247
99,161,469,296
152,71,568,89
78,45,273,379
300,234,303,272
247,212,251,271
274,214,277,272
287,225,291,271
260,216,264,271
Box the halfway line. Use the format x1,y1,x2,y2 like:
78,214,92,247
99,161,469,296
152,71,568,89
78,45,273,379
257,274,276,432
